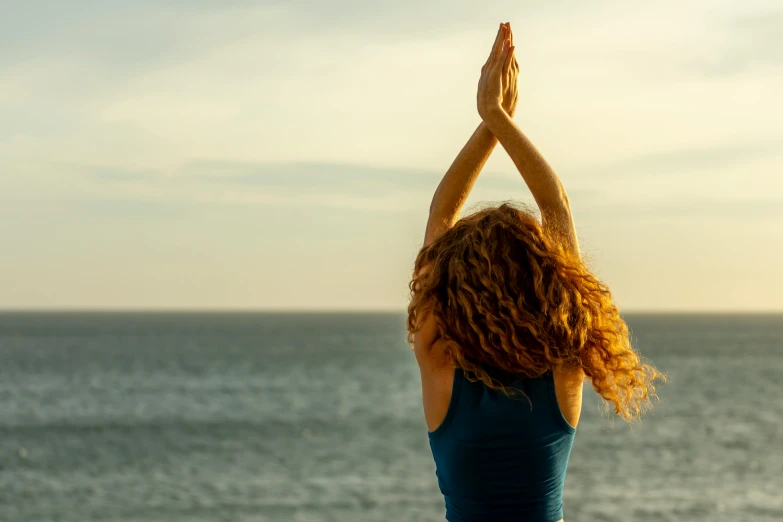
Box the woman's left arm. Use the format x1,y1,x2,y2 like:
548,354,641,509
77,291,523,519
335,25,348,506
424,23,514,247
424,123,497,246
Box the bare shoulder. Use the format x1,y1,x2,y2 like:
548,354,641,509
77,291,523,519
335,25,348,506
552,365,584,430
419,357,455,433
411,310,456,432
411,307,449,370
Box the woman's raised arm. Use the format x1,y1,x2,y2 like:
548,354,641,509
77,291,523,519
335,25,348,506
424,124,496,247
477,25,580,257
424,23,515,247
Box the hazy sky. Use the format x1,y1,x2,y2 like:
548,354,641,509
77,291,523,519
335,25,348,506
2,0,782,311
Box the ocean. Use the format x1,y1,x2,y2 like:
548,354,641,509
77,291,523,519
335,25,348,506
0,312,781,522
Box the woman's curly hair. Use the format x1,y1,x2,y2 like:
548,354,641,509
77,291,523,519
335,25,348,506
407,202,666,422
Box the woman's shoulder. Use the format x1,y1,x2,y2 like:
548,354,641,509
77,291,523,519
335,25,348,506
551,365,584,430
420,362,457,433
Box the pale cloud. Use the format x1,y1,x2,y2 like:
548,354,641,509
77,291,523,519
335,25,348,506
6,158,775,223
577,141,783,177
685,9,783,77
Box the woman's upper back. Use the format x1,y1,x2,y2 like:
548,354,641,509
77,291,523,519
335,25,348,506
425,364,581,522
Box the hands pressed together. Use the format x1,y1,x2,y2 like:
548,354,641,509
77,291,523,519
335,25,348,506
425,22,577,255
477,22,519,122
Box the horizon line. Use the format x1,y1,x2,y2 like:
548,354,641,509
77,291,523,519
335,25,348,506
0,308,782,315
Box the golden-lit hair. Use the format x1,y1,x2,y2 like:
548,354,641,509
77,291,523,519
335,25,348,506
407,202,666,422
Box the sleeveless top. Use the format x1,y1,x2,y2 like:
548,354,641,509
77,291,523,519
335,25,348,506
427,367,577,522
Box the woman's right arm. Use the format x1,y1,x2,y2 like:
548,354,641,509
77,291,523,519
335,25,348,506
477,26,580,256
484,109,580,256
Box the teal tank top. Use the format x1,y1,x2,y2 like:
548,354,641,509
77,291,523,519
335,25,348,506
427,367,576,522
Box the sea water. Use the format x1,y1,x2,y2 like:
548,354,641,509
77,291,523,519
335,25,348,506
1,312,781,522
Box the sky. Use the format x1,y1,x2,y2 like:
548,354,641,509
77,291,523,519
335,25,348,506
1,0,781,312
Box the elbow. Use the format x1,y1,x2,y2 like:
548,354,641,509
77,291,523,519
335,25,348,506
540,192,573,227
542,191,571,216
428,191,439,217
555,184,571,210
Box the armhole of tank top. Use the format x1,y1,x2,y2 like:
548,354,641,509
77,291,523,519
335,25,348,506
428,366,462,438
547,374,577,434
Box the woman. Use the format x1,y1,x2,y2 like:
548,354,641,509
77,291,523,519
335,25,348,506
407,23,666,522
